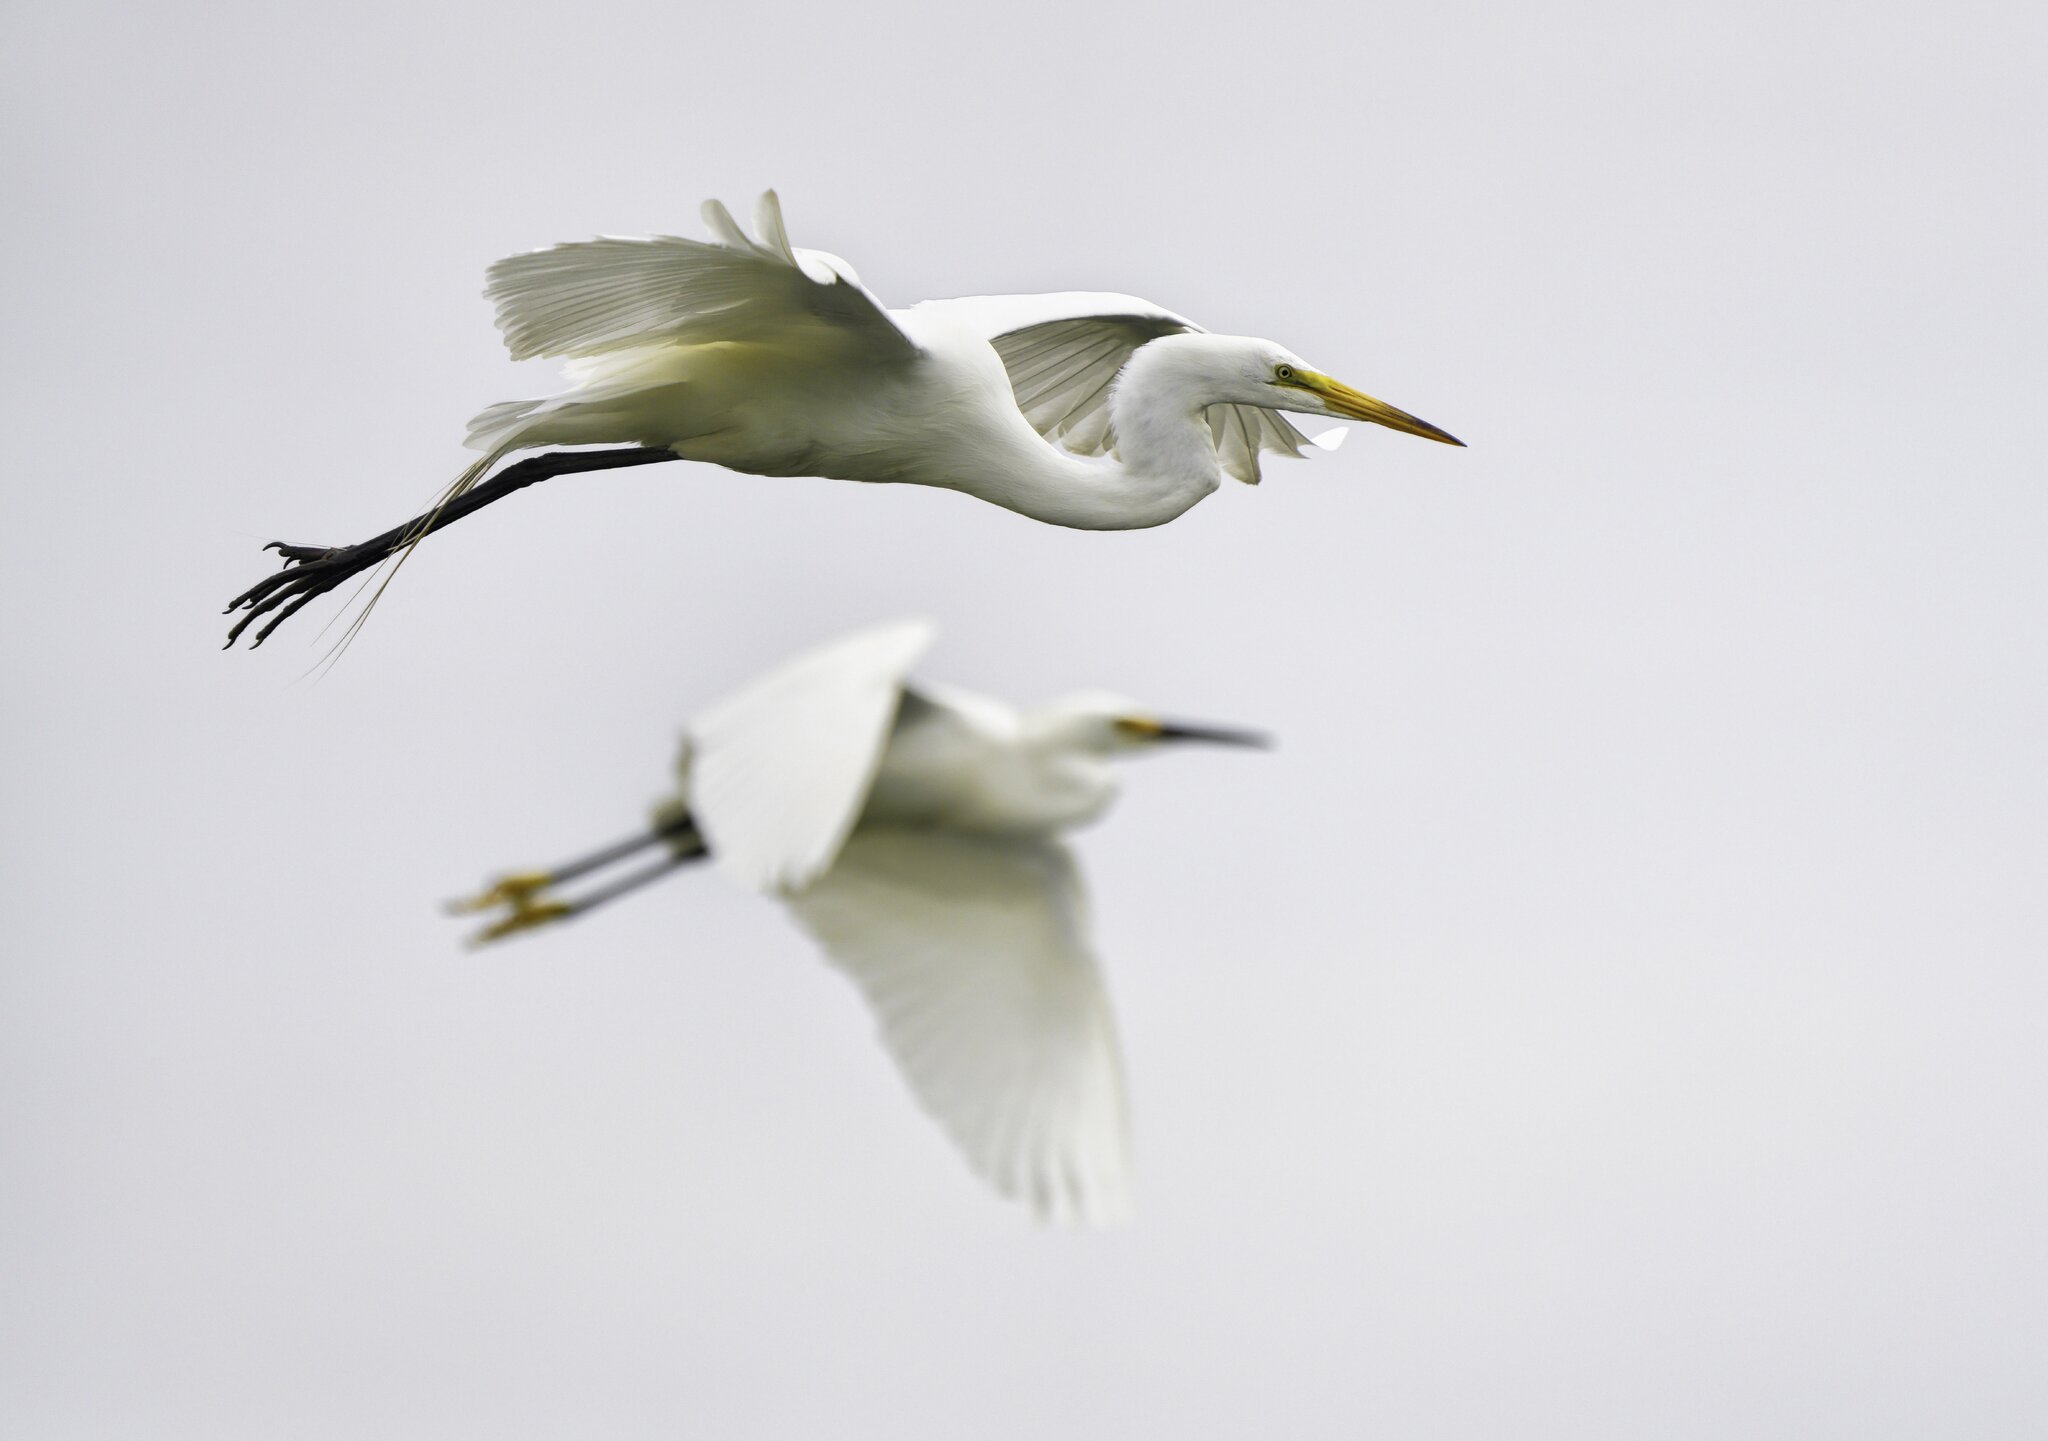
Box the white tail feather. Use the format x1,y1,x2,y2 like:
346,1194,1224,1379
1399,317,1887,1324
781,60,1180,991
465,398,544,452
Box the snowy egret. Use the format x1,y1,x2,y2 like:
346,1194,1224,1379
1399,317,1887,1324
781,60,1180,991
449,619,1266,1224
224,190,1462,649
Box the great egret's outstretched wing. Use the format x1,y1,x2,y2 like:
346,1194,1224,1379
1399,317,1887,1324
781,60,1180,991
488,190,917,364
785,828,1132,1226
918,292,1334,484
683,619,935,894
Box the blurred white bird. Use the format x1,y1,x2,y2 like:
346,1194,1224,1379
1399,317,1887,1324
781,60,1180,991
450,619,1267,1225
226,190,1461,649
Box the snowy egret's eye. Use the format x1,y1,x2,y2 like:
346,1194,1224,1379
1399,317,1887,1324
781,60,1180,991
1274,364,1296,383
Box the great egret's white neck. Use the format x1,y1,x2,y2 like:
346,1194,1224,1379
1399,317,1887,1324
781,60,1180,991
941,334,1232,531
1107,341,1235,481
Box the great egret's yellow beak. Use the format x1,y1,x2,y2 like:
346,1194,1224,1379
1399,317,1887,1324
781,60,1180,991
1291,371,1464,446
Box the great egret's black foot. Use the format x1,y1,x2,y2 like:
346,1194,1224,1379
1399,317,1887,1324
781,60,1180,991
223,537,392,650
219,444,683,653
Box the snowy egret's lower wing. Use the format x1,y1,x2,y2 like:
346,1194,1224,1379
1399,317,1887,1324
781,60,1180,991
923,293,1317,483
685,619,937,895
784,828,1132,1226
487,190,916,365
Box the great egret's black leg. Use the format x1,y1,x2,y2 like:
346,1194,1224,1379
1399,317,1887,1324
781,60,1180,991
223,445,682,649
449,814,707,945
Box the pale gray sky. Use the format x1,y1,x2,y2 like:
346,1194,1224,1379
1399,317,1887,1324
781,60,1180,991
4,0,2044,1436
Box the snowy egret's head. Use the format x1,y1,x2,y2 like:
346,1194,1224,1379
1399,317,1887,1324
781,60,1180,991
1034,691,1271,758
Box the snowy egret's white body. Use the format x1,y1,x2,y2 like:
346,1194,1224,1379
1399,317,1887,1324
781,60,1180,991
226,191,1461,648
453,619,1266,1225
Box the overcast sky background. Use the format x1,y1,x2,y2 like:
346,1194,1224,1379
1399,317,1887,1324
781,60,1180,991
4,0,2044,1435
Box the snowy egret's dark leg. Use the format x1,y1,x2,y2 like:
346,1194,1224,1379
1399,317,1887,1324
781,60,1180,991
223,445,682,649
450,813,706,945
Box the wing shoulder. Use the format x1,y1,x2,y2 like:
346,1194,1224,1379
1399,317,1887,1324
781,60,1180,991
684,619,936,894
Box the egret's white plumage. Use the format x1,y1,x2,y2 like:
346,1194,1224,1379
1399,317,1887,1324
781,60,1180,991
224,189,1462,651
468,191,1460,530
787,829,1128,1226
684,618,934,894
454,619,1266,1224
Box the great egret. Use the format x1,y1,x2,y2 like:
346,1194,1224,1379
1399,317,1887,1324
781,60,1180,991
224,190,1462,649
450,619,1266,1224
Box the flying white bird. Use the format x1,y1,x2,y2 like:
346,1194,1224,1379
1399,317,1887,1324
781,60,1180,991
449,619,1267,1224
225,190,1462,649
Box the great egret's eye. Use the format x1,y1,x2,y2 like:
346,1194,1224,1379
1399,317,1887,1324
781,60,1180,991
1274,364,1296,382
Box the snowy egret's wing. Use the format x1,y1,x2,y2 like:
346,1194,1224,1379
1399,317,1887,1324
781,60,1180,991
785,829,1132,1226
488,190,916,363
921,292,1324,483
684,619,936,894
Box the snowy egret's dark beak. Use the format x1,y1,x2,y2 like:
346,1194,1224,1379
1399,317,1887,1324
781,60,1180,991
1148,719,1272,749
1155,720,1270,749
1115,715,1270,748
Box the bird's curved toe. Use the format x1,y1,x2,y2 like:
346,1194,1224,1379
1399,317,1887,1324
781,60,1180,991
446,872,556,915
449,871,575,947
466,899,573,948
223,533,384,649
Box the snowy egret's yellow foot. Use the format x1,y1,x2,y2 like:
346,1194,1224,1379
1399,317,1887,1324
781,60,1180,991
446,871,556,915
468,898,574,947
449,872,576,946
444,821,708,950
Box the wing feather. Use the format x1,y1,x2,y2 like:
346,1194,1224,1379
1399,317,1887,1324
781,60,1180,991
487,190,915,364
1208,402,1319,485
921,292,1319,484
785,829,1133,1226
683,619,936,894
698,198,753,251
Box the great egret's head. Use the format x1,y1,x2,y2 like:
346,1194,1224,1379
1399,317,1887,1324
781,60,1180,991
1034,691,1271,758
1173,335,1464,446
